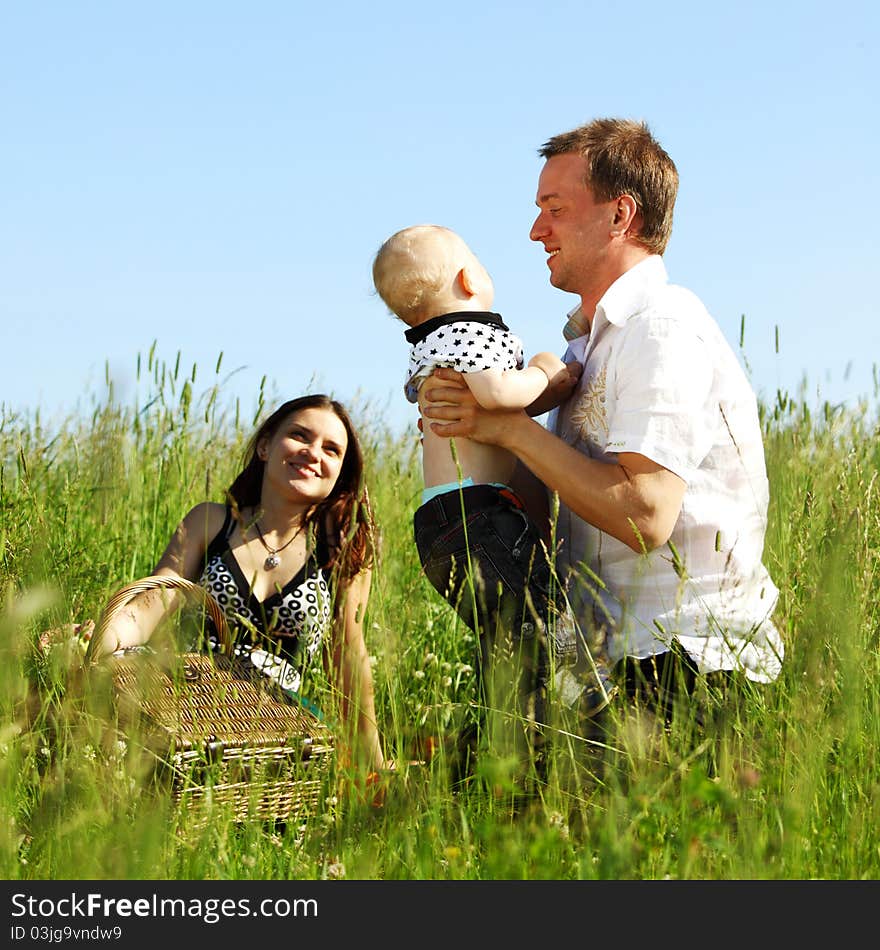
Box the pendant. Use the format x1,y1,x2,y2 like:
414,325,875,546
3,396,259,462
264,554,280,570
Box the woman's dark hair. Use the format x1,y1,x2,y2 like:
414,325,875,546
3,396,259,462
227,394,375,584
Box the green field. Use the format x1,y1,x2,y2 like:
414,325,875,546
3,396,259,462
2,345,879,880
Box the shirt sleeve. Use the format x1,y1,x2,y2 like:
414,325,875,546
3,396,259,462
603,314,715,483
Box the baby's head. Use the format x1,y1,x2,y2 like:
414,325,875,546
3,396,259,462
372,224,494,327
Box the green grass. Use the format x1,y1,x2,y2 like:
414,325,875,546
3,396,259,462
2,345,879,880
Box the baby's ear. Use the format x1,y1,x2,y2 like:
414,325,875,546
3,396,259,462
456,266,477,297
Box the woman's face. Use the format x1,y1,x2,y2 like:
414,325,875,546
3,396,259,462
258,406,349,505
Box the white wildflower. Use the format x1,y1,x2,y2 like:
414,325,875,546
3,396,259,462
327,861,346,879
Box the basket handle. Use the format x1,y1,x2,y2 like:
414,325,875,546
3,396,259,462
85,574,233,663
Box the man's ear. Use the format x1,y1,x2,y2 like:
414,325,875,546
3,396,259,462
611,194,640,238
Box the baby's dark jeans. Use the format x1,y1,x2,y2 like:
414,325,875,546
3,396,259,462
413,483,575,782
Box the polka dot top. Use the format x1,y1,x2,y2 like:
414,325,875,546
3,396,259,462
198,507,333,693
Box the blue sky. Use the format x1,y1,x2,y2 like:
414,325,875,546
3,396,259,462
3,1,877,437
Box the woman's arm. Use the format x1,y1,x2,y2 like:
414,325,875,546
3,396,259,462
89,502,225,659
327,566,385,773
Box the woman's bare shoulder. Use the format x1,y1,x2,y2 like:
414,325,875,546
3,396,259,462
180,501,229,534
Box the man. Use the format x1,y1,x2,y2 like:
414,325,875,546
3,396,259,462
423,118,783,721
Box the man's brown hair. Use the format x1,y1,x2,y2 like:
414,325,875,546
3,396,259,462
539,118,678,255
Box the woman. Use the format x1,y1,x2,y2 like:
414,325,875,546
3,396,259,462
92,394,385,774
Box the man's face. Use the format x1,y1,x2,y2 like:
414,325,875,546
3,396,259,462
529,152,615,297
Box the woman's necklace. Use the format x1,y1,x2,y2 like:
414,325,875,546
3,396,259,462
253,520,304,571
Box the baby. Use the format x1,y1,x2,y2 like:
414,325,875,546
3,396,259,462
372,224,616,760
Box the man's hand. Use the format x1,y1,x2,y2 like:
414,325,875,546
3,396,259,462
422,367,523,448
527,357,582,416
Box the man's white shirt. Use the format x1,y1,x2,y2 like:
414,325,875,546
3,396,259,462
549,255,783,682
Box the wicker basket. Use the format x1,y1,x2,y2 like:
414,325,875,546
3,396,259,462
86,575,335,826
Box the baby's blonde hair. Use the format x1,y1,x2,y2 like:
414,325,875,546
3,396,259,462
372,224,464,326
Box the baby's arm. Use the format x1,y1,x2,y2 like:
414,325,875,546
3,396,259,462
457,352,580,413
462,361,554,410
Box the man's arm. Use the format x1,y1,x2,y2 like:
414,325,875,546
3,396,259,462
422,368,685,553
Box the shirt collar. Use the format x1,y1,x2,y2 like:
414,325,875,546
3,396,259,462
561,255,668,341
597,255,667,328
404,311,508,345
562,303,588,342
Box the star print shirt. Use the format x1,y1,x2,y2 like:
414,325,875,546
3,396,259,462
403,311,524,403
